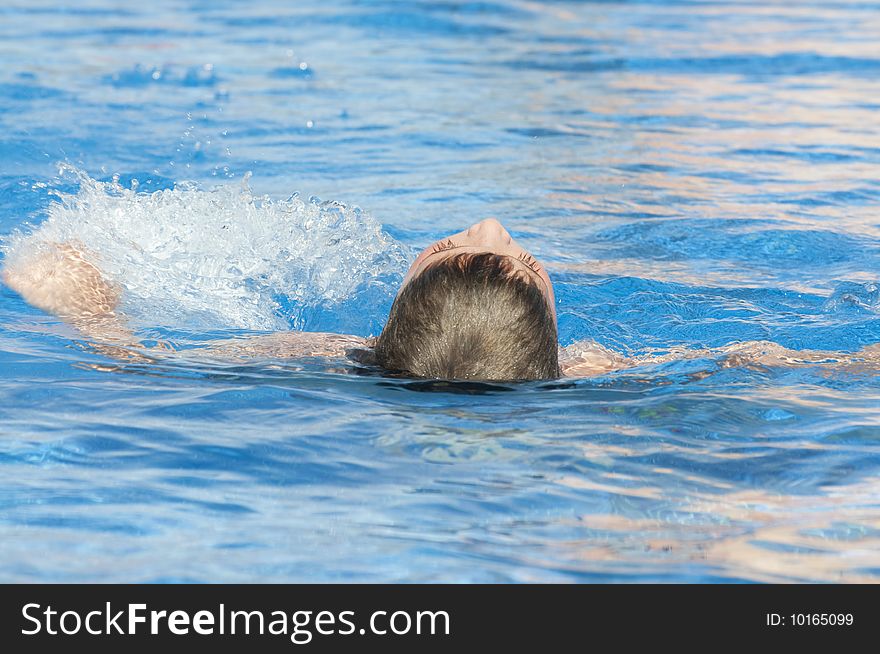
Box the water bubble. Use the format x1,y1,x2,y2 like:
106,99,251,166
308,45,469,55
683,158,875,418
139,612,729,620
823,282,880,314
764,408,795,421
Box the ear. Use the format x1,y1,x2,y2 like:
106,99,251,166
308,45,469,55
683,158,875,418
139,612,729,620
347,346,378,366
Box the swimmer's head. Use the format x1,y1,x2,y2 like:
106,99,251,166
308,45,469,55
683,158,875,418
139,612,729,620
375,218,559,381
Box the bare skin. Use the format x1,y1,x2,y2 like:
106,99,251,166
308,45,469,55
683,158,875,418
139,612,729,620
1,243,371,363
2,218,879,376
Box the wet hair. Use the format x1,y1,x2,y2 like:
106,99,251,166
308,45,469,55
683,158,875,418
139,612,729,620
374,252,559,381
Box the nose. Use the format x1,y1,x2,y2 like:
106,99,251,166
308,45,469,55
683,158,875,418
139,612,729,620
467,218,512,245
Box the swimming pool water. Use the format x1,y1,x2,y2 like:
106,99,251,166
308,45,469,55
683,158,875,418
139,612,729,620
1,0,880,582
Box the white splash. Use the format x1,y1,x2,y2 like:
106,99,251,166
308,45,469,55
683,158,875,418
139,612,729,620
2,165,411,332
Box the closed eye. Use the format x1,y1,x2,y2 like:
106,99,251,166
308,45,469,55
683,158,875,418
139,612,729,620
431,239,457,254
518,252,541,273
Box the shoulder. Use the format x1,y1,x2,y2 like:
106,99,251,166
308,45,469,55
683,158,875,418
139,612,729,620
558,340,628,377
202,331,373,360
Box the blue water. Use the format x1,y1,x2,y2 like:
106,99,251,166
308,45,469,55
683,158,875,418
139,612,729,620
2,0,880,582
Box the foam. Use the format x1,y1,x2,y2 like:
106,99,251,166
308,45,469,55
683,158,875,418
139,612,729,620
2,165,411,333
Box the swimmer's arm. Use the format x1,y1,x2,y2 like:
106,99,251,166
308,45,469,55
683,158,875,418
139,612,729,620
560,339,880,377
2,242,370,363
558,340,630,377
198,332,374,361
1,242,153,360
711,341,880,372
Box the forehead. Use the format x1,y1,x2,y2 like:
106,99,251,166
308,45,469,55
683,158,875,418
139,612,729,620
401,230,557,318
413,247,531,280
419,250,534,281
413,249,555,310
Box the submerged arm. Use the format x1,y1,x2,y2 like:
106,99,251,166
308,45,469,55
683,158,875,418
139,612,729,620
560,339,880,378
558,340,630,377
2,242,367,363
197,332,373,361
